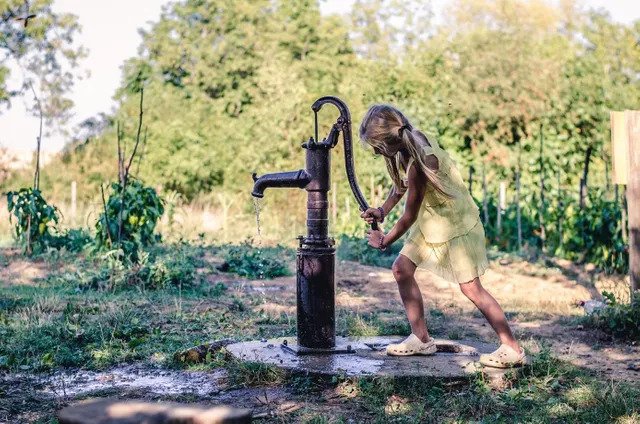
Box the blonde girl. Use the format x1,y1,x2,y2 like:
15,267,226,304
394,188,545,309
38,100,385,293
359,104,526,368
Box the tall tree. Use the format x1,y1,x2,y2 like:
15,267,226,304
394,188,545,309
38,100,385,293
1,0,84,123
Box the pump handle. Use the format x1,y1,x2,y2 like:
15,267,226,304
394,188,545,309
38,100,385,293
311,96,378,231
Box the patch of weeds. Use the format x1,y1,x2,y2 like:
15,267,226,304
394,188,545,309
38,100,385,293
338,310,446,338
0,298,154,370
54,243,203,292
585,291,639,341
289,373,333,395
336,234,401,268
208,282,227,297
229,297,246,312
49,228,94,252
218,241,293,279
225,357,286,387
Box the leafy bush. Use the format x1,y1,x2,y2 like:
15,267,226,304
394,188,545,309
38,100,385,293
551,193,627,274
480,187,628,274
95,178,165,260
58,245,201,291
587,291,639,341
49,228,94,252
219,242,293,279
336,233,402,268
6,188,60,254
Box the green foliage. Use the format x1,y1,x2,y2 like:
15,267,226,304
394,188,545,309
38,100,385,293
587,291,640,341
67,245,201,292
336,233,402,268
1,0,84,122
95,179,165,260
50,228,94,253
5,0,639,277
219,241,293,279
551,192,627,273
6,188,59,254
484,188,628,273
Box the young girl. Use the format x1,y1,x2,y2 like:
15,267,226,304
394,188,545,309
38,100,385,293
359,104,526,368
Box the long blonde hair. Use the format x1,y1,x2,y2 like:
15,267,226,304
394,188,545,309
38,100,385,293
359,104,450,197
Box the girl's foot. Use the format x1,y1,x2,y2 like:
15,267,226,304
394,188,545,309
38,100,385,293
479,344,527,368
386,334,437,356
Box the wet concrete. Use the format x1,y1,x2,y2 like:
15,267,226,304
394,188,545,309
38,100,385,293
6,365,226,399
226,336,508,379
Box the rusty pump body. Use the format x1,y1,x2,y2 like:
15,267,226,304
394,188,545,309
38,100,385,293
251,96,376,354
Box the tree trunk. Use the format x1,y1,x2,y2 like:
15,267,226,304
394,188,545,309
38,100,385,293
579,145,593,209
468,165,474,194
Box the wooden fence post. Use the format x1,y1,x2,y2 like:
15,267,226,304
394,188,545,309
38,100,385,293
626,111,640,293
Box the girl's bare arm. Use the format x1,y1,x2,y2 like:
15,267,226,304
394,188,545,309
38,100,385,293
379,165,427,246
380,185,405,216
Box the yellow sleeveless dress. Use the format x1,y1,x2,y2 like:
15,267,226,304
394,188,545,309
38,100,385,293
399,135,489,284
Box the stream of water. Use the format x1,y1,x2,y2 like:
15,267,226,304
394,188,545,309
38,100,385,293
253,197,263,240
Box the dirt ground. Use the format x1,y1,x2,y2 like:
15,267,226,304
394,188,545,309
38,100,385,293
1,248,639,422
224,254,639,383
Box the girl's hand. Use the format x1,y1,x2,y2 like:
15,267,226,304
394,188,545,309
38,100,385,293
360,207,382,224
366,229,385,249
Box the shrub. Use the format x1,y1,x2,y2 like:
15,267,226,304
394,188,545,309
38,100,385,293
95,178,165,261
587,291,640,341
6,188,60,254
49,228,94,252
219,242,293,279
60,245,201,291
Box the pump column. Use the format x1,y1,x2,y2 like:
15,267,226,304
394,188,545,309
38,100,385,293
296,143,335,349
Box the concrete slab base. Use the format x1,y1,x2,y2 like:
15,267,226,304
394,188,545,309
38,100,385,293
226,336,510,380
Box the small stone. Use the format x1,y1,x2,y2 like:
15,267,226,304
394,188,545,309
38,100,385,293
174,339,236,364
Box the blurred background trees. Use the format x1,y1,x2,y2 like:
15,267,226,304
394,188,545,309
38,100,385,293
2,0,638,273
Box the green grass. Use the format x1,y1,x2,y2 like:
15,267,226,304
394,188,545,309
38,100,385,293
0,244,296,371
1,243,639,423
274,348,640,423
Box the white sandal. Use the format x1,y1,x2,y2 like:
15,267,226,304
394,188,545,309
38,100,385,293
386,334,437,356
479,344,527,368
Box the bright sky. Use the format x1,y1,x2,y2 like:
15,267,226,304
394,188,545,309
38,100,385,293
0,0,638,154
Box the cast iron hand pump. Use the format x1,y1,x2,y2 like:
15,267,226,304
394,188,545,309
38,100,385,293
251,96,376,353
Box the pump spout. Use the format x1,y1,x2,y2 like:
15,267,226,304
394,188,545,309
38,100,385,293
251,170,312,198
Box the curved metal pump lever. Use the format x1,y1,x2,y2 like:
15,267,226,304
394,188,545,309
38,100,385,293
311,96,379,231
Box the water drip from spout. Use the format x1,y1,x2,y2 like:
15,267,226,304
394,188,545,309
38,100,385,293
253,197,263,240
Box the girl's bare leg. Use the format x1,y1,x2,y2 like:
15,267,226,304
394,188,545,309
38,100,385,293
391,254,431,342
459,277,521,352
